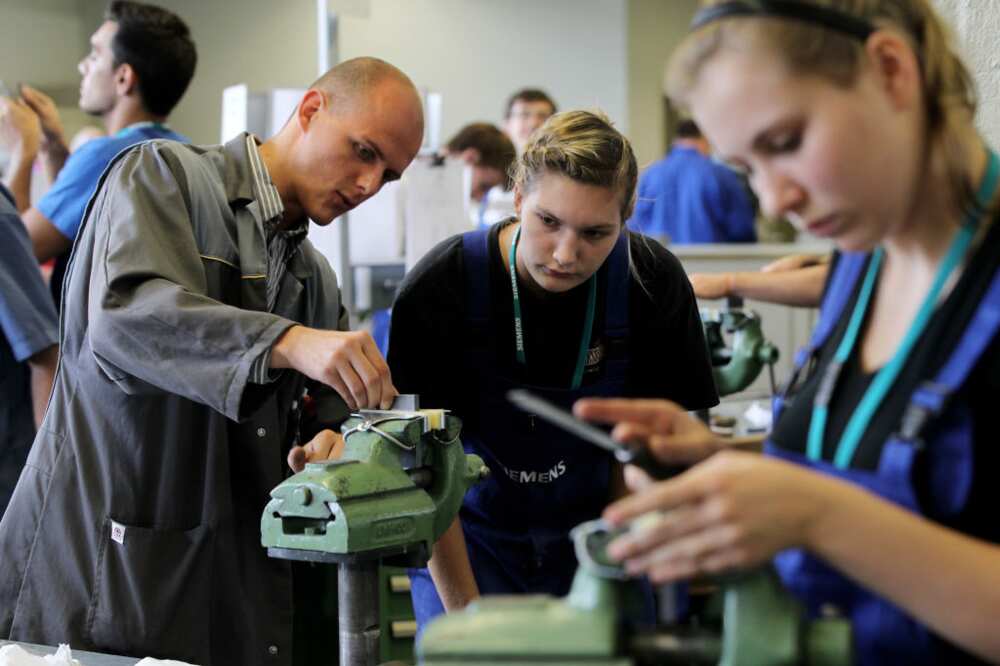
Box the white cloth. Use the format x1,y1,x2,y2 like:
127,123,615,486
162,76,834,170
0,644,82,666
135,659,197,666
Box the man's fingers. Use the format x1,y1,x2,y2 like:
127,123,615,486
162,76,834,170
288,431,345,472
305,430,338,460
348,352,383,410
358,335,395,410
287,446,307,473
324,371,358,412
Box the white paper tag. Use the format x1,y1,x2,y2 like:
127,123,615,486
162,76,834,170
110,521,126,545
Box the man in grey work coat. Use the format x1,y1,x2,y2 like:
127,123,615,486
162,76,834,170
0,57,424,666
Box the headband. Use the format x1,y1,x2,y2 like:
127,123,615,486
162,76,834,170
690,1,875,41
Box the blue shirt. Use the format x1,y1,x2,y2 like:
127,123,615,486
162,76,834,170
37,123,188,241
627,145,757,244
0,183,59,514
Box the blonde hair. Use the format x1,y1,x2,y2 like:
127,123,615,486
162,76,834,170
511,110,639,222
667,0,979,213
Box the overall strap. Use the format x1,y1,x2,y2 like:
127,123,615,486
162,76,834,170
462,229,492,326
604,231,631,338
774,251,871,422
794,251,871,368
900,260,1000,439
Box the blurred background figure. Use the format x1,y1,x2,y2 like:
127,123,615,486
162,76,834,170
502,87,557,155
628,118,756,244
445,121,516,228
0,182,58,518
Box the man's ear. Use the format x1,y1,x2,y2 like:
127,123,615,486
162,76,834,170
296,89,326,133
115,63,137,97
864,29,921,112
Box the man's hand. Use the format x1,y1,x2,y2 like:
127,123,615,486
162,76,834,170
19,86,67,156
0,96,42,157
270,325,397,411
287,429,345,473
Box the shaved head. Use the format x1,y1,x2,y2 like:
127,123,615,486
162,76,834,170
311,56,421,119
262,56,425,227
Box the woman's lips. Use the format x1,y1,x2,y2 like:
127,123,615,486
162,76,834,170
542,267,576,279
806,214,840,237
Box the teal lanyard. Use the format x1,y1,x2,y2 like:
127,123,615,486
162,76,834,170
508,225,597,390
807,149,1000,468
114,121,169,138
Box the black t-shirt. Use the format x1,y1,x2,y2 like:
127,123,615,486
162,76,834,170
771,219,1000,541
388,221,718,427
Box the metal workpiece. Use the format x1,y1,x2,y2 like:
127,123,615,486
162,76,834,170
702,296,780,397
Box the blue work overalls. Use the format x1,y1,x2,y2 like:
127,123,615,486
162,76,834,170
409,228,634,629
768,251,1000,665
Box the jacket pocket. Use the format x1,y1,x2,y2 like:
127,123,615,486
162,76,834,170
86,517,214,663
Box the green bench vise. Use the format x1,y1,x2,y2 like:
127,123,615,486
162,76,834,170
418,519,851,666
261,397,488,665
702,296,780,396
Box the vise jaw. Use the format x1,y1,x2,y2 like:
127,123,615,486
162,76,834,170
261,404,487,566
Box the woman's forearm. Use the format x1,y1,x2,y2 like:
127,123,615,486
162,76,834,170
806,477,1000,661
428,517,480,612
730,264,829,307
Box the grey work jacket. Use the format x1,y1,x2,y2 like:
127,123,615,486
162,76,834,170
0,134,348,666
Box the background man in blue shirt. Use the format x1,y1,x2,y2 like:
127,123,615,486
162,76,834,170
628,119,757,244
0,0,196,306
0,183,58,518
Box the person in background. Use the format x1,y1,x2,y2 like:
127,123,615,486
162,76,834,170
470,88,560,231
389,110,717,633
0,0,196,308
0,182,58,518
502,87,558,155
579,1,1000,663
628,118,756,244
445,121,517,228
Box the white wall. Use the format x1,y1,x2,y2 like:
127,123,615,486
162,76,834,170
77,0,630,147
0,0,93,140
626,0,698,169
933,0,1000,147
334,0,629,141
76,0,317,145
9,0,701,159
0,0,86,90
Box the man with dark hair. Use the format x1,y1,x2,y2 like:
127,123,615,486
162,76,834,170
0,0,196,307
502,87,557,155
0,56,424,666
445,122,516,227
628,118,757,244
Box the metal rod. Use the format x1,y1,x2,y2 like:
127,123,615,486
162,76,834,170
338,560,380,666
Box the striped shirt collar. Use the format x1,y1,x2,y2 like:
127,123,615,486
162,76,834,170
244,134,307,239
